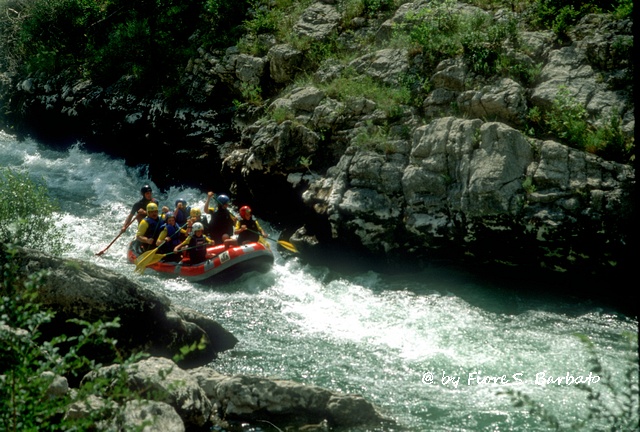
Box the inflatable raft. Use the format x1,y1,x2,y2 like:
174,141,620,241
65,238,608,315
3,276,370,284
127,239,274,282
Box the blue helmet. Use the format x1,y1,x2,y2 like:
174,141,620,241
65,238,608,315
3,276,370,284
217,195,230,205
175,198,187,207
164,211,175,220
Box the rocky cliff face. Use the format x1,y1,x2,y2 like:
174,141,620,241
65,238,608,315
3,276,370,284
0,3,635,280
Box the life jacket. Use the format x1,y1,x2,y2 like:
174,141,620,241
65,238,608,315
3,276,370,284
187,234,209,264
175,206,190,226
143,216,163,240
209,207,234,243
237,218,260,244
158,223,181,254
138,216,163,252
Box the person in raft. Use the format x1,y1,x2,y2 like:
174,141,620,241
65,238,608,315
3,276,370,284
121,184,158,233
207,193,237,247
136,202,163,252
160,205,170,220
173,222,214,265
187,207,208,238
174,198,191,227
234,206,268,245
203,191,217,222
155,212,186,262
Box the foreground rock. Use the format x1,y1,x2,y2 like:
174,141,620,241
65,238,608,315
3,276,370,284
82,357,213,429
192,365,389,427
72,357,392,431
9,246,238,368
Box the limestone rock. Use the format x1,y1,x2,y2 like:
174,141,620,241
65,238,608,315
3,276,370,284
118,400,185,432
293,3,341,41
9,247,237,368
268,44,303,84
190,366,392,428
83,357,212,429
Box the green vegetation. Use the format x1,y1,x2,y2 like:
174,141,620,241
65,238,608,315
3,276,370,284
527,0,633,40
499,333,639,431
0,0,631,88
299,155,314,174
400,0,465,71
0,168,127,430
522,176,536,194
392,0,535,86
319,69,410,116
0,0,252,91
353,123,392,153
0,245,148,431
0,168,70,255
526,87,634,163
0,164,206,431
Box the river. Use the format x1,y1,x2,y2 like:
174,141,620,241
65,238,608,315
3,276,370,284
2,131,638,431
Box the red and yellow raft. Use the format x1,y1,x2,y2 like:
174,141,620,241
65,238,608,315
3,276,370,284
127,240,274,282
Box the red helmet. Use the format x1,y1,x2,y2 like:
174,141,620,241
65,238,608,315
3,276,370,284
239,206,252,219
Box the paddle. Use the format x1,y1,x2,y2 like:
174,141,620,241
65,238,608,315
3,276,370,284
96,218,135,256
135,243,213,274
267,237,298,253
244,228,298,253
134,223,188,271
135,251,172,274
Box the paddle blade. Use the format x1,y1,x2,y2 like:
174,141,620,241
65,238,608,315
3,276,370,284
277,240,298,253
134,265,147,275
135,248,158,265
134,247,164,273
135,253,166,273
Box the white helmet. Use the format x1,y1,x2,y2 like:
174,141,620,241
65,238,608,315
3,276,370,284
192,222,204,232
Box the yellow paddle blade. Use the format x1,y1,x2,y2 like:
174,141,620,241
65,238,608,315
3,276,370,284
141,253,166,268
134,247,164,273
277,240,298,253
134,265,147,275
135,248,158,266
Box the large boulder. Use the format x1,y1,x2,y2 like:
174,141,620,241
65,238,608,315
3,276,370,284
64,358,392,431
531,15,633,133
457,78,528,127
7,247,238,368
83,357,213,429
268,44,304,84
348,48,410,86
191,366,392,428
293,2,341,41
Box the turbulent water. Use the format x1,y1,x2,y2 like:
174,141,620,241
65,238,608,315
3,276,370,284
2,131,638,432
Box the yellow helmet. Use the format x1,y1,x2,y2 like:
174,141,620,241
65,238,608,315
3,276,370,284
146,203,158,213
190,208,201,217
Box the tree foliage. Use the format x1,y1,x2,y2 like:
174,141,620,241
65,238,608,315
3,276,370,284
0,0,252,90
0,168,70,255
528,0,633,39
